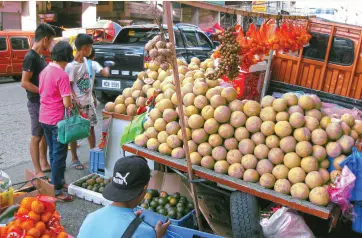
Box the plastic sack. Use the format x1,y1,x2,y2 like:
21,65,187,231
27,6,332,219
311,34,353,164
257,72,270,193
0,171,11,193
328,166,356,221
339,147,362,201
261,207,315,238
120,112,147,147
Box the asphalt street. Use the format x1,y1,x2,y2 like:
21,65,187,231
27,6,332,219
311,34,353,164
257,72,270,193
0,78,103,236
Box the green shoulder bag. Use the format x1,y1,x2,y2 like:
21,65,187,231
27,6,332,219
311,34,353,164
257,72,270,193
57,106,90,144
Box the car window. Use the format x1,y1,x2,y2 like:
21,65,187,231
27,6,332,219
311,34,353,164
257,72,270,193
329,37,354,65
115,28,159,44
175,31,184,47
183,31,198,48
303,33,354,66
198,32,212,49
10,37,30,50
0,37,6,51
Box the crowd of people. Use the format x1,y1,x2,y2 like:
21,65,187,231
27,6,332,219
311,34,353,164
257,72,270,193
21,23,110,201
21,23,170,237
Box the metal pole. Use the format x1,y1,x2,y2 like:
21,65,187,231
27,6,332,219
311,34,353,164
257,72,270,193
260,19,279,101
164,1,204,231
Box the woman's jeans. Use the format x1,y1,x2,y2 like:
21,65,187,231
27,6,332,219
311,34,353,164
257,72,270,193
41,123,67,195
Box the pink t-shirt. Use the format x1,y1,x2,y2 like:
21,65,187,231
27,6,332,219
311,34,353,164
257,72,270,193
39,63,71,125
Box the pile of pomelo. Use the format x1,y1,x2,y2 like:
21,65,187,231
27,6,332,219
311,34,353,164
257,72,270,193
134,57,362,207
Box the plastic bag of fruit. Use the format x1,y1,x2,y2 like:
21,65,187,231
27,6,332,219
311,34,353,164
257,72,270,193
0,171,12,193
261,207,315,238
0,195,69,238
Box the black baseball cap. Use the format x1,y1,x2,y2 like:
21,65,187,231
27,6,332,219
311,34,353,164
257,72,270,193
103,156,151,202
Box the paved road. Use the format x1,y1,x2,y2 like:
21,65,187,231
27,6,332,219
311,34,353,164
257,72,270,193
0,78,104,236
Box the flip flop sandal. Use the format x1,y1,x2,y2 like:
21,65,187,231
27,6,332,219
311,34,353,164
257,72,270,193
42,169,51,173
56,193,73,202
71,160,84,170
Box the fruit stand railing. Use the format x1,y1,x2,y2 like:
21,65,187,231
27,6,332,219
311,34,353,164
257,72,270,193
123,142,336,220
134,2,340,233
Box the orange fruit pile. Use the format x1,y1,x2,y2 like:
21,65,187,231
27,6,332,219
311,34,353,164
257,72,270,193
0,197,69,238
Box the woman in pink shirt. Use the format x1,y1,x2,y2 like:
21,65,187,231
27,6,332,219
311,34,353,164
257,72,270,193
39,41,73,201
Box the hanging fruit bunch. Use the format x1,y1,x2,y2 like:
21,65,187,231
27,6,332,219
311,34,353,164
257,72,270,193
145,35,174,72
207,26,241,81
267,20,312,53
238,23,274,70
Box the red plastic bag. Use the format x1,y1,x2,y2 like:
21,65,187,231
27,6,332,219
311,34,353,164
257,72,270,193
221,73,245,99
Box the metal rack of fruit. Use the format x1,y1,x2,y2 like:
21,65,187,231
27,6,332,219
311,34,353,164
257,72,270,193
122,2,342,235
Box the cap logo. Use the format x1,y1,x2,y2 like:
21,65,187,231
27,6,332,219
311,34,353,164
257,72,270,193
113,172,130,185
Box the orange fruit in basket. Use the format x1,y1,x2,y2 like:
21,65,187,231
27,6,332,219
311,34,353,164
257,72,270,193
35,221,46,234
25,236,35,238
41,235,51,238
21,220,35,231
31,201,45,214
7,220,15,227
41,212,52,223
7,224,20,233
57,231,68,238
15,219,22,227
0,226,8,236
18,207,30,215
21,197,37,210
29,211,41,222
27,227,41,238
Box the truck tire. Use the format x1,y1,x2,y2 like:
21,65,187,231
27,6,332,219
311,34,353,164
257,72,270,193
230,191,263,238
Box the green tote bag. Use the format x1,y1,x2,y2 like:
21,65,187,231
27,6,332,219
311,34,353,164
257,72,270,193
57,107,90,144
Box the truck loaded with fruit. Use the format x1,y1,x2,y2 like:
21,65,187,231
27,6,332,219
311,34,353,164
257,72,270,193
102,18,362,237
93,23,216,103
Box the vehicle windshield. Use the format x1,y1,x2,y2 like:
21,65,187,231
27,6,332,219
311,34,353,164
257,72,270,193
114,28,160,44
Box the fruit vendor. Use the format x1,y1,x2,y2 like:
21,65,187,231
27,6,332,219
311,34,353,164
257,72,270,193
78,156,170,238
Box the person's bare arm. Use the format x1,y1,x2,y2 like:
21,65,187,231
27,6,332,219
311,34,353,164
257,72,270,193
21,71,39,93
63,95,72,108
100,67,110,77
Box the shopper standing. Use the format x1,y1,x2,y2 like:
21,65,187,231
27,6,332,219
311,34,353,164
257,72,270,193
21,23,55,177
39,41,74,201
65,34,94,170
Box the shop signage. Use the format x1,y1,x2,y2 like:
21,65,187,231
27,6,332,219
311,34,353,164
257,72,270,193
252,1,267,13
38,13,57,23
205,1,225,6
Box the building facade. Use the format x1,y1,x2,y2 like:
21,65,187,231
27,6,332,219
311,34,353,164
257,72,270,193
0,1,97,34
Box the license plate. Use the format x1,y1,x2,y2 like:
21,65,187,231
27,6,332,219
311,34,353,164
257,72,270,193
102,80,120,89
122,71,130,75
111,70,119,75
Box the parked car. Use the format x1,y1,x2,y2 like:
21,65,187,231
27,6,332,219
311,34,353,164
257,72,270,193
93,23,216,103
0,30,50,81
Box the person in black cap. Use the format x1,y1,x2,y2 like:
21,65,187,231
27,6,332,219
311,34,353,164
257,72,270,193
78,156,170,238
